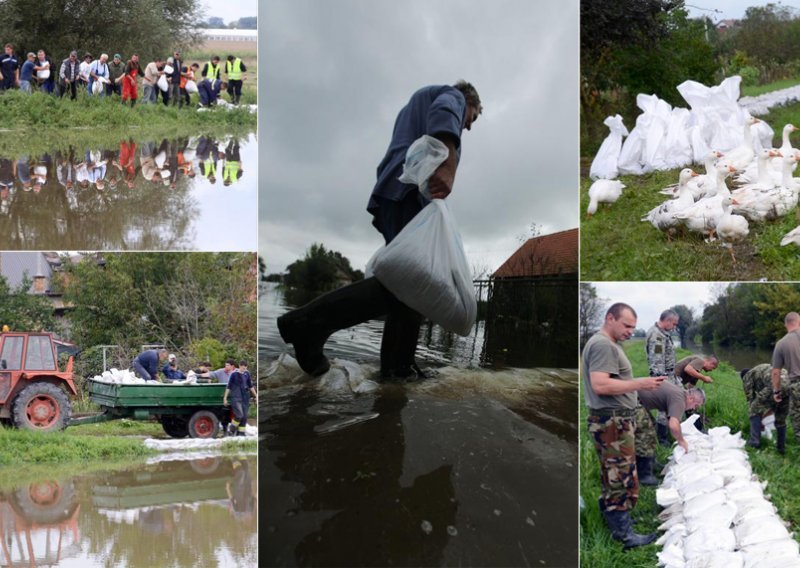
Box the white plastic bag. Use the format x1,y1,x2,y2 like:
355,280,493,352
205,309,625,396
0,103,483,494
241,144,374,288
185,80,198,94
590,114,628,180
397,135,449,199
91,79,103,95
157,74,168,92
368,199,477,335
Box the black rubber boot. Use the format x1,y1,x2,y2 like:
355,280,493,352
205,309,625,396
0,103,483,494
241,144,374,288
380,303,424,380
600,503,657,550
636,456,659,486
777,426,787,455
656,422,670,447
747,415,762,448
277,277,395,376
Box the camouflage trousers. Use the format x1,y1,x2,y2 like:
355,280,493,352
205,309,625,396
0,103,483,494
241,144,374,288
633,406,657,458
587,414,638,512
750,383,789,428
789,381,800,440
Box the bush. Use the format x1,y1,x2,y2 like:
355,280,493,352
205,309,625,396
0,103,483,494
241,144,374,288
738,65,760,86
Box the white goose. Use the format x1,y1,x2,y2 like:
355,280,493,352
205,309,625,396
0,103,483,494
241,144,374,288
723,116,761,172
780,225,800,246
732,149,781,191
660,150,723,200
732,153,800,222
716,195,750,263
673,162,737,241
642,168,698,236
587,179,625,217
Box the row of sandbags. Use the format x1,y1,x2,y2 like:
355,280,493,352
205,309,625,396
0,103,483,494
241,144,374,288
655,415,799,568
591,76,778,179
92,367,199,385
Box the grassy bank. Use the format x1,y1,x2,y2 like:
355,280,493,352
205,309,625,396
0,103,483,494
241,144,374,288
580,340,800,566
0,88,256,132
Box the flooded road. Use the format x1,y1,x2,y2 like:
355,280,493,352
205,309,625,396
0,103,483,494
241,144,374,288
0,133,256,251
0,454,257,567
260,284,579,566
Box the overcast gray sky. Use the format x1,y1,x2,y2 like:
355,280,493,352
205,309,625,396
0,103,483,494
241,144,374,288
258,0,578,274
591,282,729,330
686,1,800,20
202,0,255,23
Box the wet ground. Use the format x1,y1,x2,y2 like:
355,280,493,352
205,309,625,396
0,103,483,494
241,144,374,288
260,312,579,568
0,133,256,251
0,454,256,567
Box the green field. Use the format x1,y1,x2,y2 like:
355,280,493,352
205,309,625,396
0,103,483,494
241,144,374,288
580,340,800,566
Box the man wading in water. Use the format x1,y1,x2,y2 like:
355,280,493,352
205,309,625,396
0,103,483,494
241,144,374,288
278,81,482,381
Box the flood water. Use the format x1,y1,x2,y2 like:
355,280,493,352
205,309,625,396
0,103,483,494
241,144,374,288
0,133,256,251
683,337,773,371
259,283,579,567
0,454,257,567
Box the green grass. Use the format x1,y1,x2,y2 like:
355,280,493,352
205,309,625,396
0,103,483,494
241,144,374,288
742,78,800,97
0,425,155,466
580,170,800,280
68,418,164,437
0,88,256,133
580,340,800,566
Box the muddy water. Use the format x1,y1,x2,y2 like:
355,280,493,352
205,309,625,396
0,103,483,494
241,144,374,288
0,133,256,251
0,455,257,567
260,357,579,567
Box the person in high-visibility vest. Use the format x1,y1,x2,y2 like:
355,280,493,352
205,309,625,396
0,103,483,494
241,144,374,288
197,55,222,108
223,139,242,186
225,54,247,105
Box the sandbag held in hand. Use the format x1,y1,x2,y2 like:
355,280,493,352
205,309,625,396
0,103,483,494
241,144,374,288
398,135,450,199
368,199,477,336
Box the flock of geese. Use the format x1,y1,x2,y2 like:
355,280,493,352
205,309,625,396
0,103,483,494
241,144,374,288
587,117,800,263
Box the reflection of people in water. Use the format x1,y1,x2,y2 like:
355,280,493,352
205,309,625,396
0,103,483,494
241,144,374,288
263,386,456,567
226,459,255,520
223,138,243,187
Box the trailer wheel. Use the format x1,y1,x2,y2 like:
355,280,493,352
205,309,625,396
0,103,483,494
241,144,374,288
9,480,77,525
188,410,220,439
161,416,189,439
12,383,71,432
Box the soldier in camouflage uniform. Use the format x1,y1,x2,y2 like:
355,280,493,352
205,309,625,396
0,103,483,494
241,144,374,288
645,310,679,447
741,363,789,452
583,302,665,549
772,312,800,453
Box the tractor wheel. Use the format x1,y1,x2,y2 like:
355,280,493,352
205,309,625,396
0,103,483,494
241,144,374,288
12,383,71,432
161,416,190,439
9,479,77,525
188,410,220,439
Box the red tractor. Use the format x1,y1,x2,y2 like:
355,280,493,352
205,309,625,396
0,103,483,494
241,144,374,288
0,331,76,432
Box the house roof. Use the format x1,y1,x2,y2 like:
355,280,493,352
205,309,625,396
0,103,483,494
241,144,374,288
493,228,578,279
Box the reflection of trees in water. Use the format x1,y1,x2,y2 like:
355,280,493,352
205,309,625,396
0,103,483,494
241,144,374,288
0,139,215,250
261,384,456,567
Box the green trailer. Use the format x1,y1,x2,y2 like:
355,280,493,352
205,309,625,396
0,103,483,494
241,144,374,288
70,378,231,438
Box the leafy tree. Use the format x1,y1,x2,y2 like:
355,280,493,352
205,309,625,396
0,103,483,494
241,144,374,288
580,282,606,348
669,304,694,347
284,244,362,293
206,16,226,28
231,17,257,29
0,275,55,332
0,0,204,63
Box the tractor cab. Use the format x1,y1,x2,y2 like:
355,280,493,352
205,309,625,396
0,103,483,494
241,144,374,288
0,331,77,431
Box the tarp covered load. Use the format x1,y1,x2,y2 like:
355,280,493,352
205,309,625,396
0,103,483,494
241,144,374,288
591,76,776,178
655,415,799,568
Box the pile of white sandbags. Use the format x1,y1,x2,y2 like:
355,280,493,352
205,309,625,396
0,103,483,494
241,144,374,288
92,368,147,384
144,424,257,450
590,76,775,179
655,415,799,568
740,84,800,116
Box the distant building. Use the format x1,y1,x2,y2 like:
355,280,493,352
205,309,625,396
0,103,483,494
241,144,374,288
492,228,579,280
0,252,61,294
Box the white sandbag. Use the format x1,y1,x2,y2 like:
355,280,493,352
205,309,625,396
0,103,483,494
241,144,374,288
742,539,800,568
683,526,736,556
185,79,198,94
735,515,791,547
158,74,168,92
37,68,50,80
397,135,450,199
686,551,744,568
679,473,724,501
589,114,628,180
657,486,681,507
685,502,736,532
163,64,174,74
658,541,685,567
91,80,103,95
155,150,167,169
683,489,726,520
368,199,476,335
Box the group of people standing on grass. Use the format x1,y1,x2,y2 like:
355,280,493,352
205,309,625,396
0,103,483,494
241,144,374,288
583,303,800,550
0,43,247,108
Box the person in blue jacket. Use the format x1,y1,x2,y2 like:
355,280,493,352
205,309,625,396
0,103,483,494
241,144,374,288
132,348,168,381
223,360,257,436
278,81,481,381
161,353,186,382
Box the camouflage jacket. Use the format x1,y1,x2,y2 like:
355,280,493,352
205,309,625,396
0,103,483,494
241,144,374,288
646,323,676,378
742,363,788,402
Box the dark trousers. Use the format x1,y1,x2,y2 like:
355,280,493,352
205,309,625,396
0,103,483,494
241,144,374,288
231,399,249,430
132,360,155,381
106,82,121,97
227,79,243,101
60,81,77,100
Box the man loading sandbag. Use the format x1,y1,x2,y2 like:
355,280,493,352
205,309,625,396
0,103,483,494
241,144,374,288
278,81,482,381
132,348,168,381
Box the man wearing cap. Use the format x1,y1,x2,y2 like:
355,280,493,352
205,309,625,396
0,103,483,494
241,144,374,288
78,53,92,89
108,53,125,97
59,51,80,99
162,354,187,382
